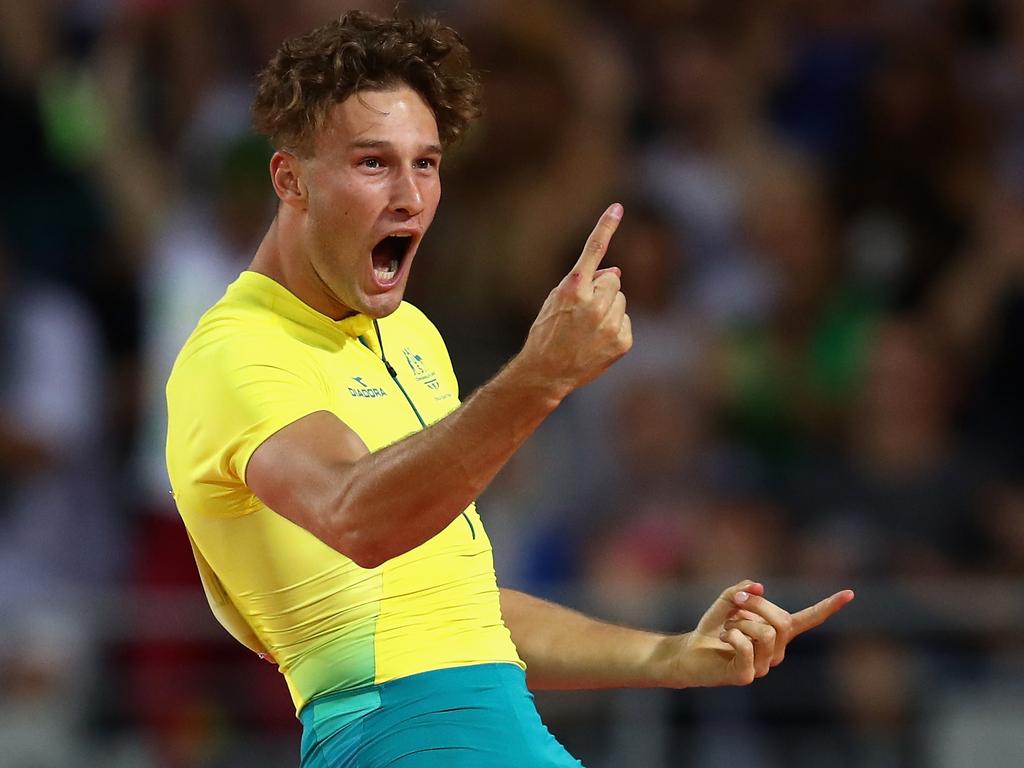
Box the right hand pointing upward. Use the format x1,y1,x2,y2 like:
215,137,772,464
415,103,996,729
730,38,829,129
518,203,632,398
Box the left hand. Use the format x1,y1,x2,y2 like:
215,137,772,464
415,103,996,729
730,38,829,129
655,580,855,688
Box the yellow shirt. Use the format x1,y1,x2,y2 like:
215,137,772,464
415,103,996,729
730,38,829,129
166,271,522,713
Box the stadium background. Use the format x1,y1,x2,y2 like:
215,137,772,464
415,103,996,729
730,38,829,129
1,0,1022,766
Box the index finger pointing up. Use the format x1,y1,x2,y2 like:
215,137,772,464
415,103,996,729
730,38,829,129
570,203,624,282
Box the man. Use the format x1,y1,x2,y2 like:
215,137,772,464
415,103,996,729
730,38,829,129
166,11,853,767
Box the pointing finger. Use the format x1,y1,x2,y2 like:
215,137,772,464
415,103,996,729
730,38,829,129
791,590,855,636
570,203,624,282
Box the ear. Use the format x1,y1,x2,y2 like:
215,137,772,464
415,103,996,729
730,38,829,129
269,150,308,210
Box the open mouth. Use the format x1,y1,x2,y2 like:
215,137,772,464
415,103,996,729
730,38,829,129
371,234,413,284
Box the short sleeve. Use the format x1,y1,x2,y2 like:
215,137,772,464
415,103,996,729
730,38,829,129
166,331,332,513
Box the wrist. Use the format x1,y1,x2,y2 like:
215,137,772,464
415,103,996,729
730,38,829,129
647,633,695,689
499,352,573,409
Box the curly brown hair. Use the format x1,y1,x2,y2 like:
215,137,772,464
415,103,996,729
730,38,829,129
252,11,482,156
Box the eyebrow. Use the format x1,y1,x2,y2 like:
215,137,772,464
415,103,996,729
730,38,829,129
349,139,443,155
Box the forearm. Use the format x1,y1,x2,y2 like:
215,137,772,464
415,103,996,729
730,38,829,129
501,583,857,693
500,588,675,690
332,355,566,566
249,204,630,567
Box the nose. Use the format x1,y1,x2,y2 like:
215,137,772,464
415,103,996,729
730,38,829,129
389,168,425,217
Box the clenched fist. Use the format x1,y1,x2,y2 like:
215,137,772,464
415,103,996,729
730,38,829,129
517,203,633,398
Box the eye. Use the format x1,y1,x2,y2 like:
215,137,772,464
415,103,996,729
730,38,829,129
360,157,383,169
414,157,439,170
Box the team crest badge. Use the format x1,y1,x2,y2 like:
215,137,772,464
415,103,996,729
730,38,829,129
402,347,441,390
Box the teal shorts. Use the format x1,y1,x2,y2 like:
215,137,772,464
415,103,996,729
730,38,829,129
298,663,584,767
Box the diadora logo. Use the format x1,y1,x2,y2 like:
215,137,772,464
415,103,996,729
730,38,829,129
347,376,388,399
402,347,441,390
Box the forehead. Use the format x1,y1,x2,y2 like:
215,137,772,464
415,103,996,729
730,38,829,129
312,86,441,155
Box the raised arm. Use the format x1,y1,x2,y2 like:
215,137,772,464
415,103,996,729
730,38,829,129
246,204,631,567
500,583,855,691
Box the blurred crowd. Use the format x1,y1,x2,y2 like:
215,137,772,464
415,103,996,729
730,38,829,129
1,0,1022,766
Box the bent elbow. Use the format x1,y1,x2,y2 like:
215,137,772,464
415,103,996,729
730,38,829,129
330,522,389,569
346,543,388,570
348,552,385,569
324,488,388,568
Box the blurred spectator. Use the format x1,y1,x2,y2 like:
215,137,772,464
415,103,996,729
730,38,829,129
0,235,116,766
931,183,1024,476
0,2,114,294
826,634,920,768
973,479,1024,579
835,34,978,308
790,318,981,580
584,371,790,596
769,0,879,161
0,234,117,606
585,373,720,593
636,4,793,327
714,158,881,467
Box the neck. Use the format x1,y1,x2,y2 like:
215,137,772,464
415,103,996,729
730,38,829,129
249,215,355,320
249,215,288,281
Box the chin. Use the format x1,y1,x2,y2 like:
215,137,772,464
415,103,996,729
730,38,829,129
359,289,405,319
